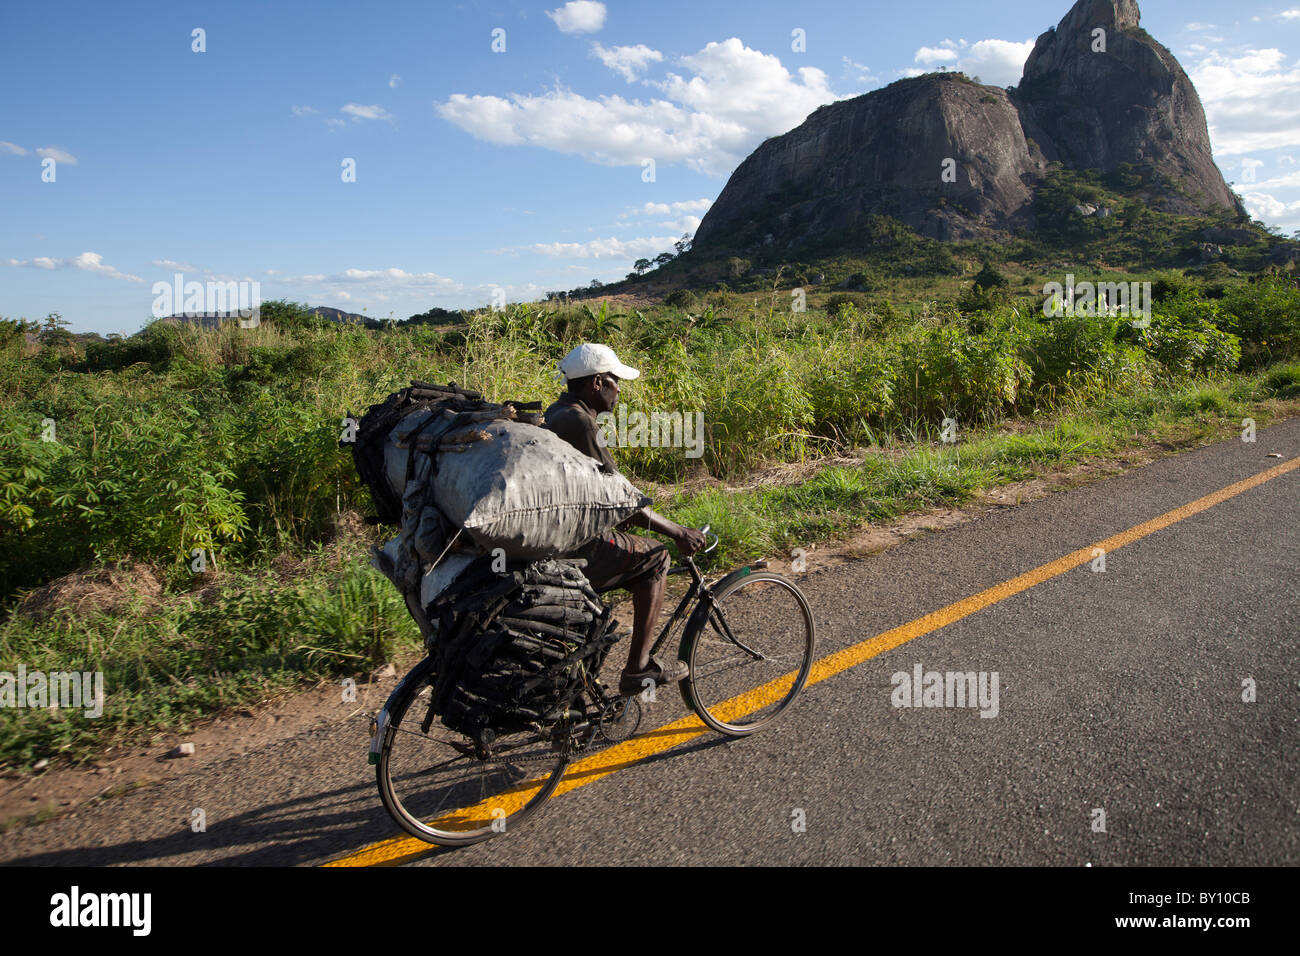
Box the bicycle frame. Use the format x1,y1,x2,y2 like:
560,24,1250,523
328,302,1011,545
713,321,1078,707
647,542,770,665
645,555,709,661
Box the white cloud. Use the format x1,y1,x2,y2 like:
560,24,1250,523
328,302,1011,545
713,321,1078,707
907,37,1033,87
438,38,840,175
1253,169,1300,189
1185,22,1217,31
341,103,392,121
1279,9,1300,19
622,198,712,218
6,251,141,282
0,141,28,156
591,42,663,82
151,259,199,272
291,105,318,116
511,235,681,259
36,146,78,165
1280,154,1297,165
658,215,703,232
959,39,1035,87
915,46,960,66
389,74,401,88
1242,190,1300,224
1189,48,1300,155
841,56,878,86
277,266,463,294
547,1,606,34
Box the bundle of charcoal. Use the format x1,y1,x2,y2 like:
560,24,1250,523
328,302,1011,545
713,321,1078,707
427,556,619,739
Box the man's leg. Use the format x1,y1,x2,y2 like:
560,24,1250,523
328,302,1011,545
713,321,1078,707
624,550,670,672
571,531,683,690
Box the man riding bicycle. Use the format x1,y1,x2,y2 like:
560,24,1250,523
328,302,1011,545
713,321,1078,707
543,343,706,697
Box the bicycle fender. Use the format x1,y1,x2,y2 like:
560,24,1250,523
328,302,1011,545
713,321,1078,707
679,565,757,656
368,656,436,765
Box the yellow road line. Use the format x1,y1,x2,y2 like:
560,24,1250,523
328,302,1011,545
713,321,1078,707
325,456,1300,866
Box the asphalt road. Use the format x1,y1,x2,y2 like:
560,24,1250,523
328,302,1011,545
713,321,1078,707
3,418,1297,867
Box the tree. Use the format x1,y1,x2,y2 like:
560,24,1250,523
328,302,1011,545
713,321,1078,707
37,311,74,351
589,279,603,289
972,262,1008,290
654,252,674,266
674,234,692,255
633,258,652,275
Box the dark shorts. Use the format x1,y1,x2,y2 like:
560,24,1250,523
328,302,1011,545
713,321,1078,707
570,529,670,593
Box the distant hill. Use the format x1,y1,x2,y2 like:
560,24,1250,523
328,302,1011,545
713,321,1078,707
160,305,367,327
691,0,1249,256
307,306,369,323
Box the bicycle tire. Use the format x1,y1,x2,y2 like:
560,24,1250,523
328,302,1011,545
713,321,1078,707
679,571,815,736
375,658,569,846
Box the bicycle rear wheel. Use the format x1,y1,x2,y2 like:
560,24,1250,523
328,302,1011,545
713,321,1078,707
375,660,568,846
680,571,815,736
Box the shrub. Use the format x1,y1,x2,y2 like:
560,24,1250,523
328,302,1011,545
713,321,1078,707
892,324,1033,424
805,342,895,442
1219,276,1300,365
1136,314,1241,378
1262,362,1300,398
1030,313,1155,400
824,293,867,319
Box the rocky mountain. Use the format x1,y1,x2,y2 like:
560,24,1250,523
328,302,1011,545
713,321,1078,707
691,0,1244,254
308,306,369,323
161,305,368,327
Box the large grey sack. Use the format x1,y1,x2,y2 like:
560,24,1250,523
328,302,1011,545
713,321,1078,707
434,421,649,558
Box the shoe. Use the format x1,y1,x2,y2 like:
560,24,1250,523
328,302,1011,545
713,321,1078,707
619,656,689,696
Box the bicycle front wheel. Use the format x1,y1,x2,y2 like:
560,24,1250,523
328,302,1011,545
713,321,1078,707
376,661,568,846
680,571,816,736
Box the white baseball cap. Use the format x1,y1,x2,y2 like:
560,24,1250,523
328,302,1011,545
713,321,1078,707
555,343,641,382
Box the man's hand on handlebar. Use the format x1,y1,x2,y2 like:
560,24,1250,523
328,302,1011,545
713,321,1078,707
674,525,707,556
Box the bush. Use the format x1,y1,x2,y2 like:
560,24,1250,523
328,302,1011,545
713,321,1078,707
82,320,189,373
1031,313,1155,400
972,263,1008,290
1219,276,1300,365
1150,270,1198,304
664,289,698,309
805,342,895,441
1262,362,1300,398
1136,314,1241,378
824,293,867,319
892,324,1033,424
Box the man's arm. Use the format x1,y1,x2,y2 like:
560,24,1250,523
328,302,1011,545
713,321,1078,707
624,506,706,555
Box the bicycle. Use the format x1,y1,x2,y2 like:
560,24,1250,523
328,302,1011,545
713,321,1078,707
369,525,816,846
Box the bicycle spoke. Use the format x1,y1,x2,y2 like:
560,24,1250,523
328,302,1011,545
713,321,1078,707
377,674,568,845
684,574,815,735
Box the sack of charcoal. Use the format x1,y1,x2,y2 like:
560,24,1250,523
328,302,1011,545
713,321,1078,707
349,379,648,643
426,556,619,738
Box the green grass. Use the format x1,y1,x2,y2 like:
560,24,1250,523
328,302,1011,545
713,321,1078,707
0,553,419,771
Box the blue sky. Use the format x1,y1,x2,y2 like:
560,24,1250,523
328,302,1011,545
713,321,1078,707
4,0,1300,334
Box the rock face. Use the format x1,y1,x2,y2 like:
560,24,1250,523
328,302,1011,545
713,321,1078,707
1016,0,1237,214
692,0,1240,254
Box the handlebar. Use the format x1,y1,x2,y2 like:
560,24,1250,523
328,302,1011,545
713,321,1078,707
699,523,719,555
